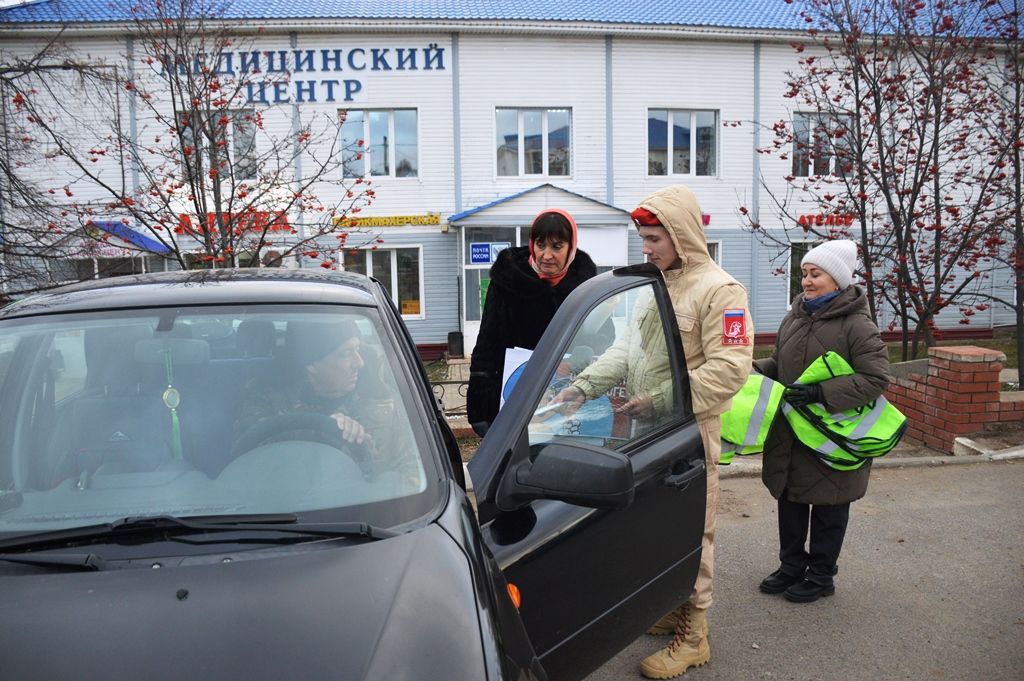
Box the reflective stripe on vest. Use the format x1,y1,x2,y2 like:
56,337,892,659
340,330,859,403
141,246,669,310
783,352,907,470
720,373,785,465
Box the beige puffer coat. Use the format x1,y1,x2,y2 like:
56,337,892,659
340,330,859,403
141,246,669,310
574,186,753,423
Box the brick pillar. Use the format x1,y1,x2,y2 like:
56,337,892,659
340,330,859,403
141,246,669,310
887,346,1006,453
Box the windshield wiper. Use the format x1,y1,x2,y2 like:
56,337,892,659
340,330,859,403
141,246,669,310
0,552,106,572
0,513,298,553
0,514,398,553
169,521,400,545
109,513,299,532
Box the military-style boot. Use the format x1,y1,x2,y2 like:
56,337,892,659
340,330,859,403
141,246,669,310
647,606,683,635
646,604,709,637
639,604,710,679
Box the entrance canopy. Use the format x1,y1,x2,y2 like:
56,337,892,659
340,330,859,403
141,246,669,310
89,221,171,254
447,184,631,267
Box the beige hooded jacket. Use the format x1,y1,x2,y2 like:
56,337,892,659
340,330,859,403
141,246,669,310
573,186,753,421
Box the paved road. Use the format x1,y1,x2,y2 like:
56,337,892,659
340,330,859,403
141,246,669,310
587,461,1024,681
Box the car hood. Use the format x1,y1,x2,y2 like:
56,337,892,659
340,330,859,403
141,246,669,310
0,523,487,681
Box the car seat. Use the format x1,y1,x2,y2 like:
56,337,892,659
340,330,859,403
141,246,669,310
41,324,172,487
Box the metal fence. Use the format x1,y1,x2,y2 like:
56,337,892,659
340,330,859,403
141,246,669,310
430,379,468,416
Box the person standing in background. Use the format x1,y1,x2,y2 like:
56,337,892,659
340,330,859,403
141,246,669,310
754,240,891,603
467,208,601,437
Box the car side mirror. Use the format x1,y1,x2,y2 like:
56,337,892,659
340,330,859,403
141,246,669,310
496,441,634,511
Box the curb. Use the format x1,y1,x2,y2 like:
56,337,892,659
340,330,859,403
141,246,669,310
719,445,1024,479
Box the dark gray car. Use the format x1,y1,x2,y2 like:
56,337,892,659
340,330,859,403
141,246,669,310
0,266,706,680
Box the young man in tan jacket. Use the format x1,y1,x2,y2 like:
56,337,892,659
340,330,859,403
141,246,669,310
558,185,753,677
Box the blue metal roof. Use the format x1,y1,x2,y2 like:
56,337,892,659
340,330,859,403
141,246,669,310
0,0,807,30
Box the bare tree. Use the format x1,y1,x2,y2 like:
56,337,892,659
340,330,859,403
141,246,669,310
1,0,378,291
741,0,1021,361
0,32,102,296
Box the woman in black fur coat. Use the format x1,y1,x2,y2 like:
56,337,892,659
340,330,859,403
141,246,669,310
467,209,600,436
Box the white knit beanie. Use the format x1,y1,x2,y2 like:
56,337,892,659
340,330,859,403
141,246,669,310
801,240,857,289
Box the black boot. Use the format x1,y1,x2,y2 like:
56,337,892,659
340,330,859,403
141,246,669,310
758,569,804,594
783,579,835,603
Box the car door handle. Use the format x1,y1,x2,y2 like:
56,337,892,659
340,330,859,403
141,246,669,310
664,461,705,490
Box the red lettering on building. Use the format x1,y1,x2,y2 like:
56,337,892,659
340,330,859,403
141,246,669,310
177,210,291,235
797,213,854,227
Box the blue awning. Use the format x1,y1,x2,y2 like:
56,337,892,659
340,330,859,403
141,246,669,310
89,221,170,254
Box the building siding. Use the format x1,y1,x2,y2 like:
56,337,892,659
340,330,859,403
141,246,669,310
0,23,1016,347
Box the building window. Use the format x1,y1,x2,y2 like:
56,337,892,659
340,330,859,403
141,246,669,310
462,227,534,322
792,113,851,177
495,108,571,177
648,109,718,176
342,247,423,317
49,255,166,283
707,241,721,264
181,108,257,181
339,109,418,178
230,109,258,180
789,240,818,303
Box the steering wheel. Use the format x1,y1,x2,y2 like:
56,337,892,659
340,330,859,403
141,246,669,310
231,412,374,474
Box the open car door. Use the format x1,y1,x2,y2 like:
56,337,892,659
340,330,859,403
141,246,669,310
469,264,707,681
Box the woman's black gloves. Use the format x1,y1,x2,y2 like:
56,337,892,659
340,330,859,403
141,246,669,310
784,383,822,407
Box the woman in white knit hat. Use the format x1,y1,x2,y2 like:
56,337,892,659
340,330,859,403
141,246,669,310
752,239,892,602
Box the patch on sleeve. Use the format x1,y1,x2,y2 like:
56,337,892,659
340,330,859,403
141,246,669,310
722,309,750,346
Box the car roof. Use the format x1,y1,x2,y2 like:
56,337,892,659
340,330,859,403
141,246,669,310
0,269,381,320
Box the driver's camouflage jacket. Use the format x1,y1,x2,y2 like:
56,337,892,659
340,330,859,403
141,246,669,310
234,378,416,479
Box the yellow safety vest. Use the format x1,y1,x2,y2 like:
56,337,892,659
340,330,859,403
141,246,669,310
782,352,907,471
720,373,785,465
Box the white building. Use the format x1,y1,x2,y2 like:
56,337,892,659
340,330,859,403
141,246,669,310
1,0,1016,357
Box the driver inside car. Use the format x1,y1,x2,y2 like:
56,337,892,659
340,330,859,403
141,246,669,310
234,319,404,476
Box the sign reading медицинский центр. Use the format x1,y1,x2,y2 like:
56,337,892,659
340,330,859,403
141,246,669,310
157,44,447,105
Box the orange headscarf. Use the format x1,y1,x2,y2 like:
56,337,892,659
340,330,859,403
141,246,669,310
528,208,578,287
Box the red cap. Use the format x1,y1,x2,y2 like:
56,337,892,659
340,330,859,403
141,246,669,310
630,207,661,226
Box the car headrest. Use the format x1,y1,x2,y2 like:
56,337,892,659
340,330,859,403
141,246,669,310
236,319,277,358
84,324,153,389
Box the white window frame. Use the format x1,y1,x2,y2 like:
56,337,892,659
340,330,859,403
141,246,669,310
339,108,419,179
792,112,852,178
494,107,573,178
228,108,258,181
646,108,720,177
706,240,722,265
460,226,533,322
179,107,257,181
340,245,425,320
49,254,167,284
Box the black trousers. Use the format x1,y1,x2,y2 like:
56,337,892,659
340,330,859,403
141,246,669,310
777,495,850,585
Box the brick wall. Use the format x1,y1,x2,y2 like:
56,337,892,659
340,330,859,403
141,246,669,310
885,346,1024,453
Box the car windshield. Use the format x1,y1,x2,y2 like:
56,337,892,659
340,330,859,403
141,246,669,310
0,304,438,536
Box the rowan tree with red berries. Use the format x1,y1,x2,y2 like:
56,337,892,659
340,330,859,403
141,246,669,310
740,0,1022,364
0,0,378,293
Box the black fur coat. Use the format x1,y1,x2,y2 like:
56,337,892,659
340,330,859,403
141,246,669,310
466,246,598,434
